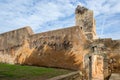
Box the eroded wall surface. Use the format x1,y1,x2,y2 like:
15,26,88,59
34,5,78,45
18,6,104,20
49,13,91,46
93,39,120,73
23,26,88,70
0,26,89,70
0,27,33,64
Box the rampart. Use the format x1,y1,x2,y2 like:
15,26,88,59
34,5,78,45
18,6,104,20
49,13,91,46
29,26,86,49
0,27,33,64
24,26,88,70
0,26,33,50
0,26,89,70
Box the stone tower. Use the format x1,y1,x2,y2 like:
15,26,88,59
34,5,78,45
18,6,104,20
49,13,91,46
75,5,97,40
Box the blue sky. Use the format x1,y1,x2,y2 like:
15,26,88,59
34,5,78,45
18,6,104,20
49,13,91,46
0,0,120,39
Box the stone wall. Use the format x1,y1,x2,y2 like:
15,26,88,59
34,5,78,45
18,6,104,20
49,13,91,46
75,5,97,40
92,55,104,79
0,26,89,70
0,26,33,64
93,38,120,73
84,54,105,80
0,26,33,50
22,26,89,70
47,71,83,80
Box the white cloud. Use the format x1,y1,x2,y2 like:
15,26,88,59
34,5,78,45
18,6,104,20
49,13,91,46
0,0,119,39
0,0,77,33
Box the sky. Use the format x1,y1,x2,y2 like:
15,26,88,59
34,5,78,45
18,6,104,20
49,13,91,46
0,0,120,40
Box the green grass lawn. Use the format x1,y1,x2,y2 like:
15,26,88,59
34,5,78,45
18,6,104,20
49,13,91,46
0,63,73,80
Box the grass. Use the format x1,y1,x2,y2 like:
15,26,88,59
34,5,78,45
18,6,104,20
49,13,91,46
0,63,73,80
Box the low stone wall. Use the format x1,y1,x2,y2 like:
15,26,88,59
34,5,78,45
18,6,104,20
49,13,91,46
47,71,83,80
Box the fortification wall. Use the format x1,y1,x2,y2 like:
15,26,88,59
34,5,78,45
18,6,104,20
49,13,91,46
29,26,86,49
93,38,120,73
21,26,89,70
0,26,33,50
0,26,89,70
0,26,33,64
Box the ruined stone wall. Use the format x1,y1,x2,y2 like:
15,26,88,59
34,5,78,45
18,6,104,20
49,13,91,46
22,26,89,70
0,26,89,70
93,38,120,73
112,40,120,51
0,26,33,64
109,40,120,73
0,26,33,50
29,26,86,50
93,38,120,53
75,5,97,40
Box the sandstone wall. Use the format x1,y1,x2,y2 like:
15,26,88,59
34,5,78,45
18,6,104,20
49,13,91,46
0,26,33,50
21,26,89,70
93,38,120,73
0,26,33,64
0,26,89,70
109,40,120,73
29,26,86,49
92,55,104,79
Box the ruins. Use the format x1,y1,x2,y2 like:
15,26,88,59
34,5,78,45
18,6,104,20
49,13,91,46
0,5,120,80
